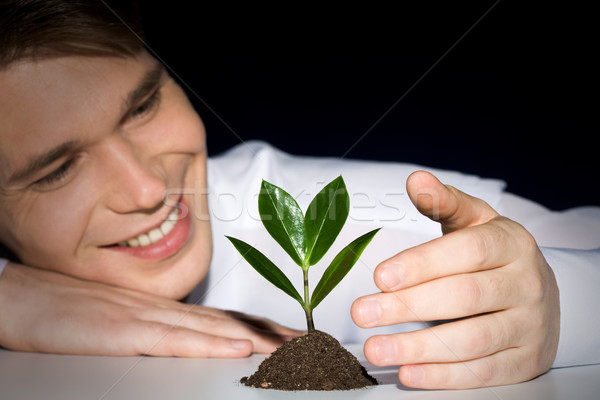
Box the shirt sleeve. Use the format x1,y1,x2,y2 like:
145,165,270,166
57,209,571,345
542,247,600,368
497,192,600,368
207,142,600,367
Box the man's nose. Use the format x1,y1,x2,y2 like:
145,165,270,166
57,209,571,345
100,137,167,213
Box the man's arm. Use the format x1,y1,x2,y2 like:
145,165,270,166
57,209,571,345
0,261,300,356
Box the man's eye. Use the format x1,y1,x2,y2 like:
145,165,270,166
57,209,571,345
129,89,162,120
32,156,79,189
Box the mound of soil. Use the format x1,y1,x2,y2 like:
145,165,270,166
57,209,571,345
240,330,377,391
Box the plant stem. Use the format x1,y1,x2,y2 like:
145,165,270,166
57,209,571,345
302,267,315,332
304,307,315,332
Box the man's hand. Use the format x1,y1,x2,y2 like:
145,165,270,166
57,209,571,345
351,171,560,389
0,262,300,357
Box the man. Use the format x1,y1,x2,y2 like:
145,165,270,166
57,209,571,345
1,0,598,390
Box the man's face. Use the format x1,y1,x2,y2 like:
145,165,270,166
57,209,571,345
0,53,212,299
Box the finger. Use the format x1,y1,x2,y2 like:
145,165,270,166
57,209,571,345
131,321,253,358
160,303,302,339
406,170,498,234
373,217,525,291
224,310,305,338
134,307,287,354
32,314,254,358
352,268,520,327
397,346,541,389
363,310,522,366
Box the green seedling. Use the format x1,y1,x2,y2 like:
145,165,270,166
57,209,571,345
226,176,380,332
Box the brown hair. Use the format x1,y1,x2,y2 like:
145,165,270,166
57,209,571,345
0,0,146,69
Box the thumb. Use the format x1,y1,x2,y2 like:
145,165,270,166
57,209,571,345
406,170,498,234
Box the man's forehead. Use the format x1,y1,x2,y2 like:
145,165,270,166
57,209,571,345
0,52,159,110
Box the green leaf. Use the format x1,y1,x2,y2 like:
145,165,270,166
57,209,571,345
258,180,306,266
310,228,380,309
304,176,350,266
226,236,304,305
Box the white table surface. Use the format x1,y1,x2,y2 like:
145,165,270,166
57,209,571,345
1,345,599,400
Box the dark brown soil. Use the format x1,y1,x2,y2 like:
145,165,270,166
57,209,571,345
240,330,378,391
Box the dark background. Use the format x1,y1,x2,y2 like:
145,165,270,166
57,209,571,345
140,1,598,211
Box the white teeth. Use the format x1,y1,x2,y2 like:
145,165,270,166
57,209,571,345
148,228,163,243
160,219,175,234
136,234,151,247
124,207,179,248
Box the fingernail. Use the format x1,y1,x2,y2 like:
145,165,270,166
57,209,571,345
230,339,250,350
374,336,396,364
407,365,425,385
358,299,382,327
378,264,403,290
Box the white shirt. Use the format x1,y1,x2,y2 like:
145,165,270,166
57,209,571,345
0,259,7,279
189,141,600,369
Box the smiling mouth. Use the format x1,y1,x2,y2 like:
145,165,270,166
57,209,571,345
117,206,180,248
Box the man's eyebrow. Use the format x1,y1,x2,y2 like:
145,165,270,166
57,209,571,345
121,61,167,118
6,140,81,186
5,61,166,188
